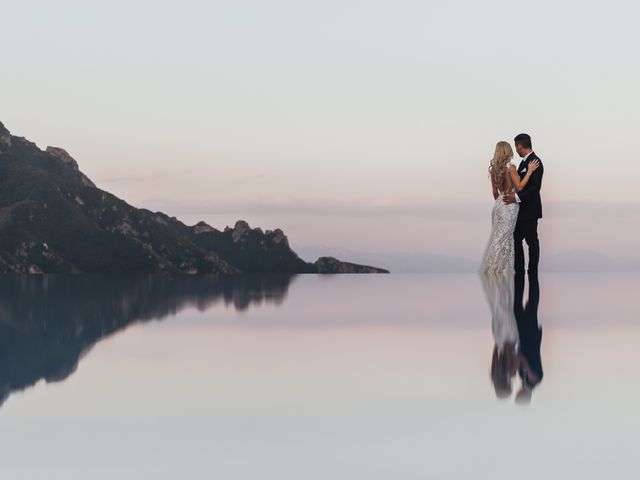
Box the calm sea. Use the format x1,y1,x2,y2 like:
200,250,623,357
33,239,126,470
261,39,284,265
1,273,638,479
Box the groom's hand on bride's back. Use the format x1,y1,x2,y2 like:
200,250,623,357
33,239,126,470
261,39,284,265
503,192,516,204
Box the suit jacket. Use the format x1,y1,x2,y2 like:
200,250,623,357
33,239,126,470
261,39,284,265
516,152,544,221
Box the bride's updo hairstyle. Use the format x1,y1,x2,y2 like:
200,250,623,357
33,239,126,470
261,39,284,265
488,141,514,189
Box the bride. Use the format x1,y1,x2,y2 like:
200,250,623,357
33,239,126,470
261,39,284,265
481,272,519,398
480,141,539,274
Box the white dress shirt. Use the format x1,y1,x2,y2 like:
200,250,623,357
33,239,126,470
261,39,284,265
515,151,533,203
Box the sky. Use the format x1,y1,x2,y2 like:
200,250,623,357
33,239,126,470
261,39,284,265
2,0,639,269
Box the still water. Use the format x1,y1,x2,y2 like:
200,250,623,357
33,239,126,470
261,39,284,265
1,273,639,478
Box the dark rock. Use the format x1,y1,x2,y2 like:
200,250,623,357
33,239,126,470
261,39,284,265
314,256,390,273
188,219,317,274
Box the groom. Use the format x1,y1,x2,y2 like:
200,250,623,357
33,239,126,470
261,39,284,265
514,271,543,404
503,133,544,275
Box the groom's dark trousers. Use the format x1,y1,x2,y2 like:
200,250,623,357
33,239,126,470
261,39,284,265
514,218,539,275
514,152,544,275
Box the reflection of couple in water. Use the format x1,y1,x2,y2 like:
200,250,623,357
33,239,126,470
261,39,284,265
481,272,543,405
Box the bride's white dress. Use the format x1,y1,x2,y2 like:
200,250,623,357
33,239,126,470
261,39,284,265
479,165,520,275
479,272,519,351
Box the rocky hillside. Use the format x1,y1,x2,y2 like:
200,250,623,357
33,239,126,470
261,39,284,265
0,121,388,274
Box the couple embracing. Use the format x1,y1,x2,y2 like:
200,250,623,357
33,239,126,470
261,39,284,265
480,133,544,403
480,133,543,275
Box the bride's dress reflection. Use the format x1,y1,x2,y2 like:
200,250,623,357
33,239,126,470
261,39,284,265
481,273,519,399
480,272,543,404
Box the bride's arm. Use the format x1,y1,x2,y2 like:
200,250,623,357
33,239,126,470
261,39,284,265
508,160,540,192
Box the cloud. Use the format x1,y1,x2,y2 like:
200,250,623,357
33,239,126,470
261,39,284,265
97,172,169,184
141,198,640,221
545,202,640,218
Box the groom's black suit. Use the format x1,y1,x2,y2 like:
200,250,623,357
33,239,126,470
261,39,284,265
514,152,544,274
514,272,543,387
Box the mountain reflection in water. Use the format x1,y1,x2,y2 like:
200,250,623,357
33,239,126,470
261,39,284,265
0,274,294,408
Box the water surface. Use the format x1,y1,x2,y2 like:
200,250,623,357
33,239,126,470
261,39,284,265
1,273,638,478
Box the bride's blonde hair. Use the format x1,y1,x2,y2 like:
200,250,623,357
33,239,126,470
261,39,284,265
488,141,514,189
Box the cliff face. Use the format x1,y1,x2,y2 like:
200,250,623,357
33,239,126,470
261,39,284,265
0,121,388,274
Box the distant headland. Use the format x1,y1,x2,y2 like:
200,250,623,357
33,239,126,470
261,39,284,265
0,121,388,274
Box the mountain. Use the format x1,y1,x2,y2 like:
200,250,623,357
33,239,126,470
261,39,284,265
0,121,388,274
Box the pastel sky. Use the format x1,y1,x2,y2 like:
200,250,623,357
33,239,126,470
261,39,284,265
2,0,639,266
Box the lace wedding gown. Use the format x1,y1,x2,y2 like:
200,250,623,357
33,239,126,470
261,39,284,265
480,272,519,351
479,165,520,274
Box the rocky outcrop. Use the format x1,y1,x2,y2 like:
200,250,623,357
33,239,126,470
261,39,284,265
314,256,389,273
45,146,96,187
0,121,389,274
45,146,79,168
189,219,317,274
0,122,12,152
193,220,217,234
